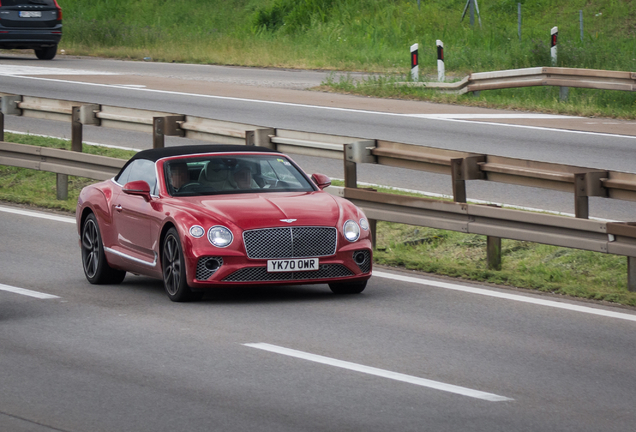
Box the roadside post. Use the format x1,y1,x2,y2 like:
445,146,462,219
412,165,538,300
410,43,419,82
437,40,445,82
551,26,558,65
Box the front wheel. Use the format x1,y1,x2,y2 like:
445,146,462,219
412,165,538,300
328,280,367,295
162,228,203,302
34,46,57,60
81,213,126,284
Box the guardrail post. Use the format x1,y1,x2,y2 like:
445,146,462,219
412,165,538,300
487,236,502,270
1,95,22,116
451,158,467,203
71,106,82,152
56,173,68,200
153,116,185,149
246,128,276,148
573,171,608,219
0,111,4,142
559,86,569,101
574,173,589,219
629,257,636,292
153,117,165,149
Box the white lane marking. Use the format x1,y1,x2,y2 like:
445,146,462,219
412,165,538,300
0,65,118,76
407,113,581,119
0,205,75,224
6,75,636,141
0,283,60,299
424,117,636,139
374,271,636,323
244,342,513,402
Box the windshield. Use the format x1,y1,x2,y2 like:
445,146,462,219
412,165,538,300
164,154,316,197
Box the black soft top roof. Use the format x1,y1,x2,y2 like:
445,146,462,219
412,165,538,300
130,144,280,163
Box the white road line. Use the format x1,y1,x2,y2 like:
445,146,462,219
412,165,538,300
0,205,75,224
7,75,636,141
407,113,581,119
374,271,636,323
0,65,118,76
5,130,144,152
0,283,60,299
244,342,513,402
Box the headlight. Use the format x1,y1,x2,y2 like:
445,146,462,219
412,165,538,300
208,226,233,248
343,220,360,242
359,218,369,231
189,225,205,238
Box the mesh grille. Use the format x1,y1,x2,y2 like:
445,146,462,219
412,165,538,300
243,227,337,259
354,250,372,274
222,264,353,282
196,257,224,281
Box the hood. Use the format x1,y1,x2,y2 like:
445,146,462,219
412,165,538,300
191,191,341,230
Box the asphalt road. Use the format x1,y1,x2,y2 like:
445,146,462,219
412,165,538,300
1,205,636,432
2,56,636,431
1,54,636,220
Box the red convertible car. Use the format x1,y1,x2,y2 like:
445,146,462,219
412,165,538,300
76,145,372,301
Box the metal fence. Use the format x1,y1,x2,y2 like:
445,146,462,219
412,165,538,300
2,93,636,290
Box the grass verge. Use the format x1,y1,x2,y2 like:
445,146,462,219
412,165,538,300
2,135,634,307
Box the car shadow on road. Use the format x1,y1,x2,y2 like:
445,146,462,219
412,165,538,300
123,275,366,305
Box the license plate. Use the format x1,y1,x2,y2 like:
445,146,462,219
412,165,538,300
19,11,42,18
267,258,319,273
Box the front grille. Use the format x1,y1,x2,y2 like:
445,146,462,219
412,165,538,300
196,257,223,281
222,264,353,282
243,227,337,259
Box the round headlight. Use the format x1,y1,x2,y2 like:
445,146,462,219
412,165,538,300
359,218,369,231
343,220,360,242
189,225,205,238
208,226,233,248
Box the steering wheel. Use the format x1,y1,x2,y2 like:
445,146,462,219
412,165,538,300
177,182,201,193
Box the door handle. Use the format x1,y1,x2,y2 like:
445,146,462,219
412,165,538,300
115,204,123,212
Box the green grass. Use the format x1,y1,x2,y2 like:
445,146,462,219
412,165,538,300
2,135,634,306
58,0,636,72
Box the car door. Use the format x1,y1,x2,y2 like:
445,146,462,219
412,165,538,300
112,159,161,266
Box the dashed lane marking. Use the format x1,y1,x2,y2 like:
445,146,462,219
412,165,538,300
244,343,513,402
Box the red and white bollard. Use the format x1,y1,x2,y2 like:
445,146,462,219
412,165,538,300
551,26,558,65
410,43,419,81
436,40,445,82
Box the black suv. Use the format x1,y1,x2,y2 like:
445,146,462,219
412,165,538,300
0,0,62,60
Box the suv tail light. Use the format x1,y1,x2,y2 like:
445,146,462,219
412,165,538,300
53,0,62,20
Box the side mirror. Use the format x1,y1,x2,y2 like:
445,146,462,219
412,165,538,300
311,173,331,190
123,180,152,201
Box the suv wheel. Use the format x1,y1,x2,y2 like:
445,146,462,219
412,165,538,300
35,46,57,60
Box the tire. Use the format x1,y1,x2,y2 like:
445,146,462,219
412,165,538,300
162,228,203,302
34,46,57,60
328,280,367,295
81,213,126,284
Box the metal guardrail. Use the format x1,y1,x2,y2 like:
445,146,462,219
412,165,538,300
2,93,636,290
406,67,636,96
